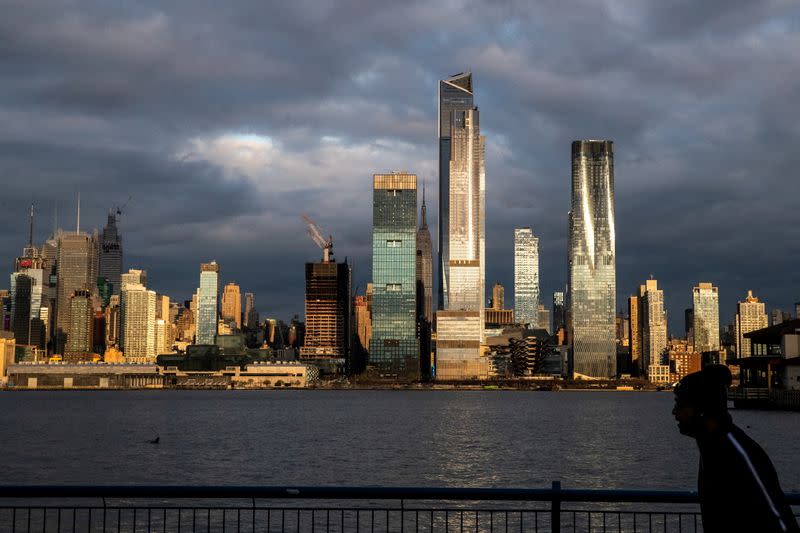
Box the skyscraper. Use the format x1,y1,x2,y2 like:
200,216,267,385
370,172,419,378
514,228,539,327
628,294,641,372
438,71,475,310
552,291,566,334
119,269,156,362
735,290,768,358
416,186,433,324
98,212,123,295
640,279,667,375
55,230,97,353
491,282,504,311
300,261,350,360
244,292,257,329
436,72,486,380
64,289,93,356
568,140,616,378
196,262,219,345
221,282,242,330
693,282,720,355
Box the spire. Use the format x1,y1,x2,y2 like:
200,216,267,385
420,180,428,230
28,203,34,248
76,192,81,234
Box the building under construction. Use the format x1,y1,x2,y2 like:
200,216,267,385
299,216,351,367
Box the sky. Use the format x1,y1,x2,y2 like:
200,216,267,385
1,0,799,334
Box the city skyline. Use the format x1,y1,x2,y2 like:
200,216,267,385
1,2,800,329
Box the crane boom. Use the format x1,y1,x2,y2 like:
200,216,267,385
302,214,334,262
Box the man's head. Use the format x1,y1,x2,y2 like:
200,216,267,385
673,364,732,437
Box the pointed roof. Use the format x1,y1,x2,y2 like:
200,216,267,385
420,182,428,230
443,72,472,94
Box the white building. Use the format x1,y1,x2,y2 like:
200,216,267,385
735,291,768,358
693,282,720,355
514,228,539,328
120,269,156,362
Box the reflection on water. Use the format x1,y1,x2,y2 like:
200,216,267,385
1,390,797,490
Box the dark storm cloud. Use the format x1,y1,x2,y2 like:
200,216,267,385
1,0,799,326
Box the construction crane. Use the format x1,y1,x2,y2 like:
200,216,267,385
116,195,133,218
302,214,334,263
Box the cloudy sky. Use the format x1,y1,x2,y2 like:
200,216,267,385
2,0,799,333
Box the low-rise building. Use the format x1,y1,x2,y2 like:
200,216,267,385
6,362,162,389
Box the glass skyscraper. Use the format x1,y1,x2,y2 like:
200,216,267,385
568,140,616,378
514,228,539,328
438,72,474,311
99,212,123,295
693,282,720,355
55,230,97,353
436,72,487,380
370,173,419,379
196,261,219,345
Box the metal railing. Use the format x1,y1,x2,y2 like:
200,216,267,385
1,483,798,532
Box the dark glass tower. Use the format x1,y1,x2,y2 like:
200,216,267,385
99,212,123,295
370,173,419,379
438,72,474,311
568,140,616,378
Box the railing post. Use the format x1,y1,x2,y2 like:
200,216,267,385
551,481,561,533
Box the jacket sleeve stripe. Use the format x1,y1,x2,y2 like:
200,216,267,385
727,432,788,533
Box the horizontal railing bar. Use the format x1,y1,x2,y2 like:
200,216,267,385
0,485,797,504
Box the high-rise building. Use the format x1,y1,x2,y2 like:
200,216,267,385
640,279,667,375
221,282,242,330
55,230,97,353
514,228,539,327
196,262,219,345
369,172,419,378
416,187,434,378
628,294,641,372
11,244,49,349
538,304,551,335
300,261,351,360
552,291,566,335
771,309,792,326
735,291,768,358
120,269,156,362
436,72,486,380
244,293,257,329
416,186,433,324
796,302,800,320
693,282,720,355
491,283,504,311
98,212,123,295
438,71,474,310
64,289,93,355
568,140,616,378
105,294,120,348
354,295,372,355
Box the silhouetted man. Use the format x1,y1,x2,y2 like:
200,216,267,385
673,364,798,532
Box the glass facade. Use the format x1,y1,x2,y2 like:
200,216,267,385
370,173,419,378
568,140,616,378
640,279,667,373
55,231,97,353
196,262,219,345
438,72,474,311
99,212,123,295
552,291,566,334
514,228,539,327
693,282,719,354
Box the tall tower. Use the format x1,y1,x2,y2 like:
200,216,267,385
55,230,97,353
98,212,123,295
640,279,667,375
693,282,720,356
438,72,474,311
735,290,767,358
119,269,156,362
370,172,419,378
436,72,486,380
552,291,566,335
491,282,504,310
514,228,539,327
416,185,433,324
64,289,93,355
568,140,617,378
244,292,257,329
221,282,242,330
196,262,220,345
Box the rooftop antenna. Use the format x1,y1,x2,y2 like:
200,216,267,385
28,203,34,248
76,193,81,234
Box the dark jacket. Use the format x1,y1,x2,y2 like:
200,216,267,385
697,423,798,533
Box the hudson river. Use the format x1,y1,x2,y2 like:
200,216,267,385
2,390,798,491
